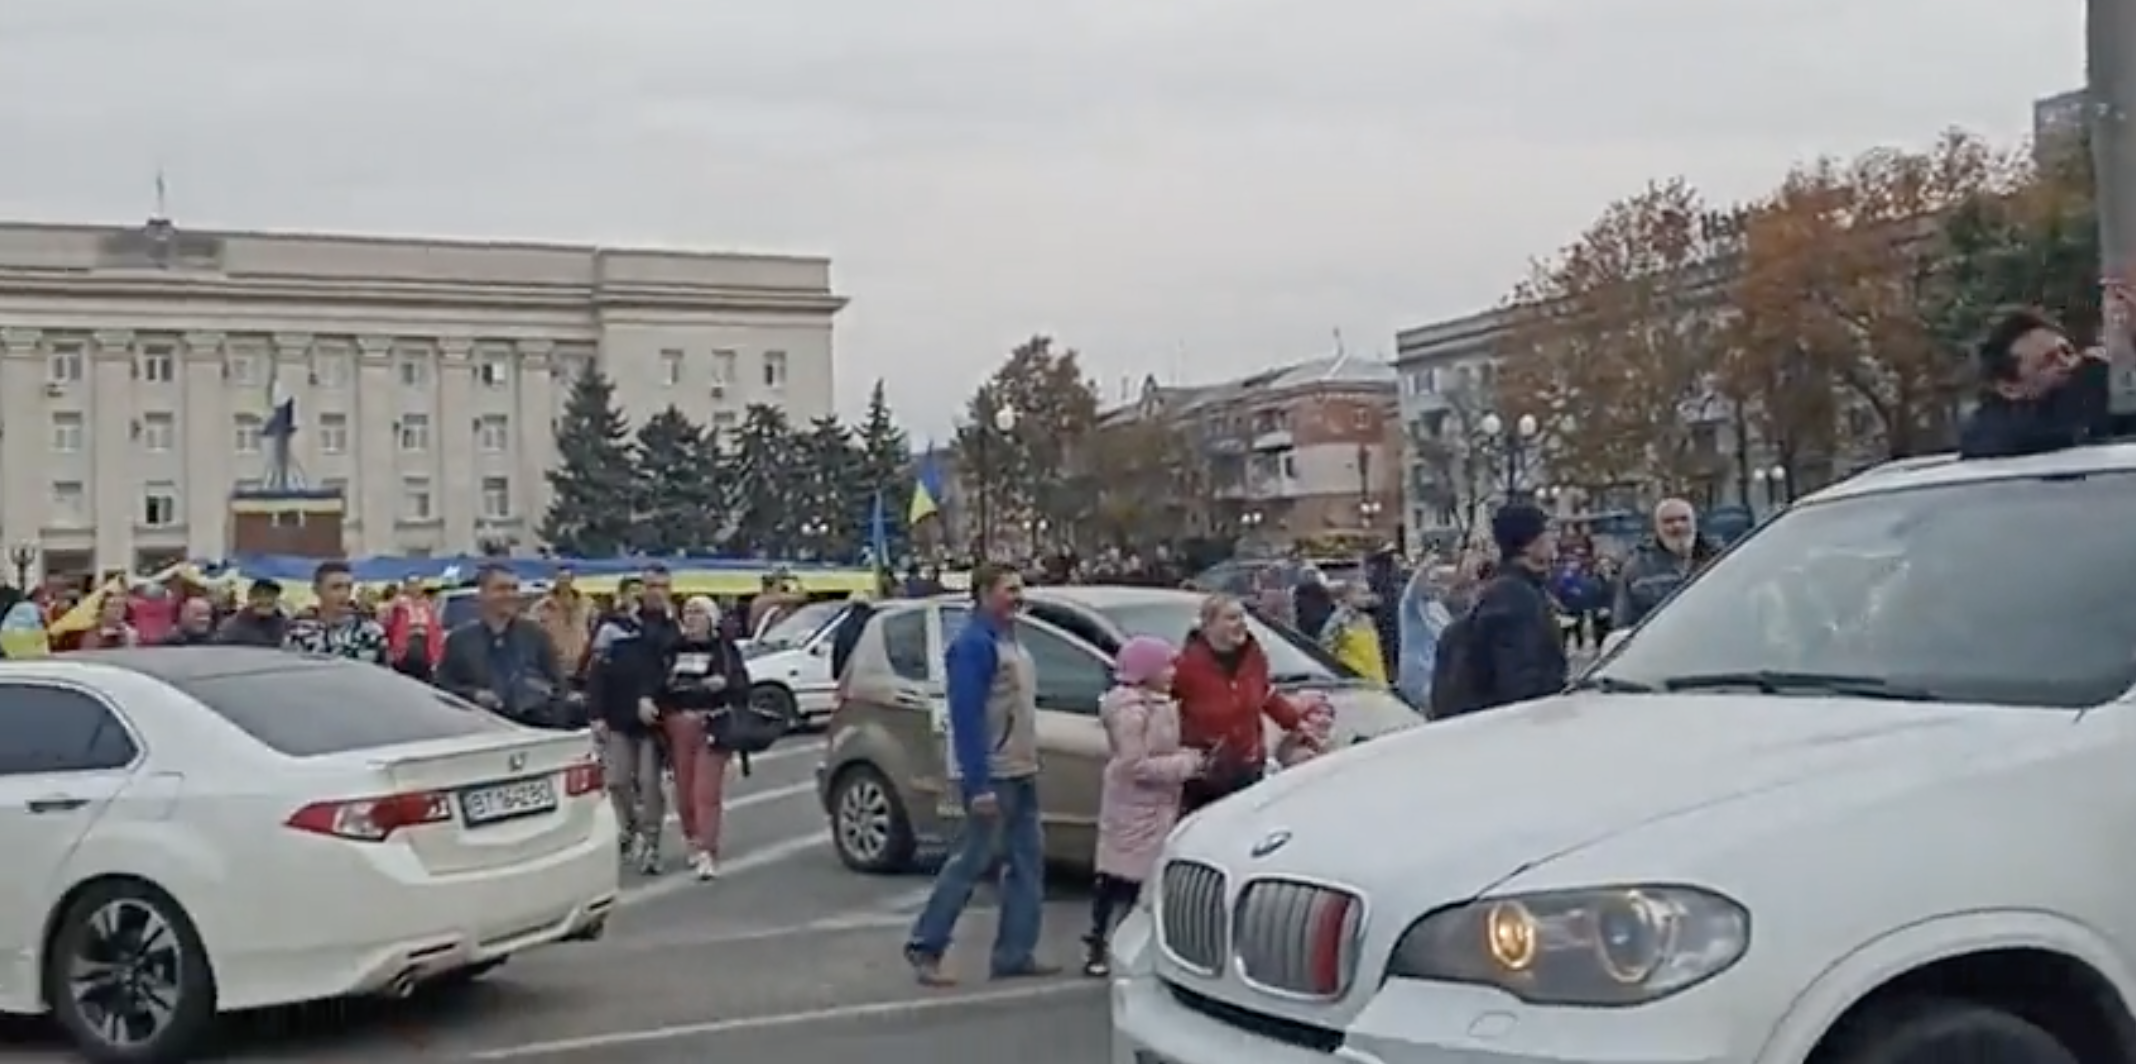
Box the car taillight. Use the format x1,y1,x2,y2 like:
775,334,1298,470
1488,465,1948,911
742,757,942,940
285,791,451,841
563,759,603,796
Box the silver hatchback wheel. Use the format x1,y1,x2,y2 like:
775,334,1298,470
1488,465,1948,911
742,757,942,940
830,765,914,873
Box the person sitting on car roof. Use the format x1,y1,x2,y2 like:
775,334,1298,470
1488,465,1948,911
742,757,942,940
1958,306,2113,459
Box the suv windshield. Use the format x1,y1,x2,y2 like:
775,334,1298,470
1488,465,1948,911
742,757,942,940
1093,601,1359,682
1591,471,2136,708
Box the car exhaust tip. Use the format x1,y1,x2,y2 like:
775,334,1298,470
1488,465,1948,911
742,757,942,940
383,969,420,999
565,918,607,943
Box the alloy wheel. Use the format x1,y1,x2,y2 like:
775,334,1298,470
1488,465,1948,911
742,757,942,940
838,776,891,862
68,898,184,1050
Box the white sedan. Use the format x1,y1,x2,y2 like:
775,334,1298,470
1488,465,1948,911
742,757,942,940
743,600,852,729
0,647,619,1062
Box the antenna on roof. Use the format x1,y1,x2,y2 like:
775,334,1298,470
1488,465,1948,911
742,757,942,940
1171,340,1186,385
151,166,169,222
1328,328,1351,377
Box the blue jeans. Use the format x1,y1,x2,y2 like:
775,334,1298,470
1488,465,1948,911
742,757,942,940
906,775,1044,973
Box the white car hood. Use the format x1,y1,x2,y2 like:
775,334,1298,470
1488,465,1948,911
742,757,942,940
1180,691,2067,898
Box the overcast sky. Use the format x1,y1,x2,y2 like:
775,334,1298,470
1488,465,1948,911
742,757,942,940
0,1,2084,437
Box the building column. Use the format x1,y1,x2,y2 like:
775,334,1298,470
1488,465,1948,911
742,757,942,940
1,328,42,577
438,338,477,551
515,339,556,531
181,332,228,557
88,330,137,573
353,336,396,555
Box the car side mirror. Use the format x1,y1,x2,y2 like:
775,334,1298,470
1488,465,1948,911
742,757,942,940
1600,629,1629,656
808,642,829,657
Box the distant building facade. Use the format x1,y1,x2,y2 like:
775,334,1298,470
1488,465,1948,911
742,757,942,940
0,219,844,578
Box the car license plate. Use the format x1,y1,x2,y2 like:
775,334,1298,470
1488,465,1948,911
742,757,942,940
460,776,558,826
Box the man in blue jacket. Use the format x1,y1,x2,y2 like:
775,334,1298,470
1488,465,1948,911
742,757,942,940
1958,306,2113,459
903,563,1054,985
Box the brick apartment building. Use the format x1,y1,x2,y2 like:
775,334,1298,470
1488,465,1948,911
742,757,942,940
1096,352,1401,549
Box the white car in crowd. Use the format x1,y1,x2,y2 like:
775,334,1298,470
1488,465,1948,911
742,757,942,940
0,648,618,1062
1113,442,2136,1064
742,600,852,729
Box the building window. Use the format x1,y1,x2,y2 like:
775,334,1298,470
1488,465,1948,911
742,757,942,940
398,355,428,388
398,414,431,452
227,352,259,386
142,482,180,528
480,476,511,520
318,413,349,455
711,411,738,438
401,476,433,521
233,414,263,454
661,349,683,387
477,415,510,453
47,343,83,384
313,349,350,388
762,351,788,389
1352,406,1373,431
713,349,737,384
137,345,176,383
50,481,85,526
479,353,511,388
49,413,83,453
140,413,176,453
1281,454,1298,479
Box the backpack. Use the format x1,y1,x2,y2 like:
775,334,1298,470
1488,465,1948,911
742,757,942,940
1427,611,1484,720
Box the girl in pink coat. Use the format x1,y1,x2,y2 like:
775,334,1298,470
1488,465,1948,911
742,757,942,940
1085,635,1204,977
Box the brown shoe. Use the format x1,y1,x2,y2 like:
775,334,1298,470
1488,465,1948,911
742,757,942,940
991,959,1063,980
904,945,958,987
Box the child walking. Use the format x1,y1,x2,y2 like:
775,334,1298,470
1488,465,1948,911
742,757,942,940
1086,635,1204,977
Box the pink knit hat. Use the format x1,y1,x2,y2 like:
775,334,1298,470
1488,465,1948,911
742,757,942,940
1114,635,1177,686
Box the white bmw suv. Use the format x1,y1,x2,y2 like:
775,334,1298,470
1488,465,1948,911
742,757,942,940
1111,442,2136,1064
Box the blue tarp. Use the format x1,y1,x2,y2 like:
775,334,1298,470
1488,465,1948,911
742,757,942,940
206,553,860,585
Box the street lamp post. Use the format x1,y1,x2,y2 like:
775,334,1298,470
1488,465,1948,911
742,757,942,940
800,518,830,558
1476,412,1540,499
1358,498,1383,528
977,403,1019,561
1239,510,1264,543
8,543,38,588
1750,465,1789,513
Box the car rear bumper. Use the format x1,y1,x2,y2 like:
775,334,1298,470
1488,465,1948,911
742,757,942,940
213,812,622,1010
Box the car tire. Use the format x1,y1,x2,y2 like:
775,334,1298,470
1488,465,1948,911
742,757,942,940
751,683,803,733
830,764,916,874
44,879,219,1064
1827,998,2078,1064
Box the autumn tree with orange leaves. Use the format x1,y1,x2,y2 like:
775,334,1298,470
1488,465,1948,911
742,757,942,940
1727,131,2023,459
1493,178,1735,492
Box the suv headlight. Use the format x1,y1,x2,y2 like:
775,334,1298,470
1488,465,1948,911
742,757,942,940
1386,885,1748,1006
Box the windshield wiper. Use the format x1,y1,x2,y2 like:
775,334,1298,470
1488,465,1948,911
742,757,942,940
1659,671,1940,702
1566,675,1660,694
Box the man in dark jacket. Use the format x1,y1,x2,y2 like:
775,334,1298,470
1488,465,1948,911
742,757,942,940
1363,547,1404,679
436,565,564,724
1469,503,1568,711
161,597,218,646
1613,498,1718,629
827,592,875,681
215,579,289,647
587,566,682,865
1958,306,2114,459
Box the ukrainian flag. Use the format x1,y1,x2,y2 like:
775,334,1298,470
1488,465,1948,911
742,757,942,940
909,449,946,525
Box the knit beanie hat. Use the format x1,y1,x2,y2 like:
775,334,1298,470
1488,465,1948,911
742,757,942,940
1114,635,1177,686
1490,503,1551,559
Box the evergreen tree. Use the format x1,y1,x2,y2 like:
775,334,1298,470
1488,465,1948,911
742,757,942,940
630,406,725,554
854,380,913,547
723,404,798,555
540,362,636,557
798,415,864,557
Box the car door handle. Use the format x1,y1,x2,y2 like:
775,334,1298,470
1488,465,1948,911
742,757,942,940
892,691,930,709
26,796,88,814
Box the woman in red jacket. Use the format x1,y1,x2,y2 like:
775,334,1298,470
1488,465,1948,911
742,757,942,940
1172,594,1321,812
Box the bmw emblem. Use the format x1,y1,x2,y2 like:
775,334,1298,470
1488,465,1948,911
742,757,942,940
1250,829,1292,858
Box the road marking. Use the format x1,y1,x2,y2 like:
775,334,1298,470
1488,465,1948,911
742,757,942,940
752,739,826,767
660,778,817,826
465,981,1103,1058
616,830,829,907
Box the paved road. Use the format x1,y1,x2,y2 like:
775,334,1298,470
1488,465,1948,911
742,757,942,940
0,735,1110,1062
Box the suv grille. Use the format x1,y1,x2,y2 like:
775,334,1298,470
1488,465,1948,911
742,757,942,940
1157,860,1227,973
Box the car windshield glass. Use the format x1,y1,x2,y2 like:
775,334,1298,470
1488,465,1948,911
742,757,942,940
1093,601,1353,682
175,662,516,756
1591,471,2136,708
753,601,845,650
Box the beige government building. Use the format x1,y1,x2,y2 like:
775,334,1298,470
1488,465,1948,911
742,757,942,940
0,218,845,579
